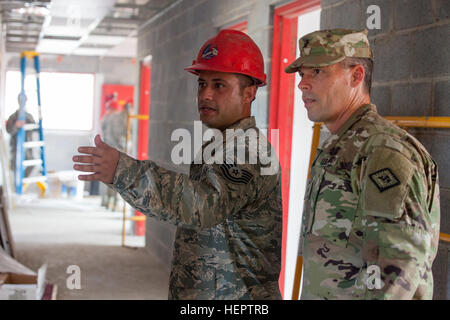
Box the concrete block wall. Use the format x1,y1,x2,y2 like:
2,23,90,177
321,0,449,299
138,0,449,298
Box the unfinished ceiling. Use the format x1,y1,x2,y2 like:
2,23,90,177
0,0,178,57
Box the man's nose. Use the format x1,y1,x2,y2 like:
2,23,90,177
198,85,214,101
298,78,311,92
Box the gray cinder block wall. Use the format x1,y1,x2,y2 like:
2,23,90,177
138,0,449,298
321,0,449,299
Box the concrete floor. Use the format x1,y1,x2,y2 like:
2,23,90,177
7,194,170,300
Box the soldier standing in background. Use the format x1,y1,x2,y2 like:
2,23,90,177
100,92,125,210
286,29,440,299
73,30,283,300
6,94,36,178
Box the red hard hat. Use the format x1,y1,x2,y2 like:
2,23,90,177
185,29,267,87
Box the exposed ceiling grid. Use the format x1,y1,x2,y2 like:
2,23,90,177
0,0,177,57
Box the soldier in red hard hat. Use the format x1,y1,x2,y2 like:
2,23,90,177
73,30,283,300
184,30,267,132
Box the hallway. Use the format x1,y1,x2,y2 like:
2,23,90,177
8,195,170,300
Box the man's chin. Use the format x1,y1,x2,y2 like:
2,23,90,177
199,117,216,129
306,110,319,122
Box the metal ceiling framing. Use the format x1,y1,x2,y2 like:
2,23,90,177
0,0,178,56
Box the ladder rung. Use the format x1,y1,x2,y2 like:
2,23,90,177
23,141,45,148
23,124,40,131
22,159,43,167
22,176,47,184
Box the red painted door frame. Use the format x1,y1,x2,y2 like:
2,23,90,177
269,0,320,297
138,62,151,161
134,60,151,236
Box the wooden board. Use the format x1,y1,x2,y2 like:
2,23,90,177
0,273,8,286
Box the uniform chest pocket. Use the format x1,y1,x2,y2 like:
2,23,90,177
307,164,359,248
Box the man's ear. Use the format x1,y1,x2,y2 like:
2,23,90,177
243,86,258,104
351,64,365,89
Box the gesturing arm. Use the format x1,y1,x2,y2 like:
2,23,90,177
73,135,268,230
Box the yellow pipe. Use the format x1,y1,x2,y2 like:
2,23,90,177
122,113,150,247
307,123,322,179
440,233,450,243
128,115,149,120
385,117,450,128
126,216,146,222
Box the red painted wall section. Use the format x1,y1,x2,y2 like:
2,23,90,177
134,62,151,236
138,63,151,161
100,84,134,120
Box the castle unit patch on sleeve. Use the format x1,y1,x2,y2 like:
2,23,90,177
220,163,253,185
369,168,401,193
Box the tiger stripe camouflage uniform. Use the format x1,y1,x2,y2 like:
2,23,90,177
299,104,440,299
107,116,283,300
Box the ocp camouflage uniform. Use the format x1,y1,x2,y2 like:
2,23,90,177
107,116,283,300
299,104,440,299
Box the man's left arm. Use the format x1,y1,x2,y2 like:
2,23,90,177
353,145,440,300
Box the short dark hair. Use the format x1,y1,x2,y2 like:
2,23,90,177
235,73,257,90
340,57,373,95
235,74,258,103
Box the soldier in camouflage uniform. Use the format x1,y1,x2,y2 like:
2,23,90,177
100,95,128,210
73,30,283,300
6,94,36,177
285,29,440,299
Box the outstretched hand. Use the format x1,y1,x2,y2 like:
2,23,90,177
73,134,120,184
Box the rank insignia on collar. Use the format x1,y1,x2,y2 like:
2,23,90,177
369,168,401,193
220,163,253,185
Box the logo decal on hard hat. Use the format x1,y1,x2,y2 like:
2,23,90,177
201,44,218,60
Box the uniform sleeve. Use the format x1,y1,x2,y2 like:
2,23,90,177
6,112,18,135
353,142,439,300
106,151,272,230
25,112,35,124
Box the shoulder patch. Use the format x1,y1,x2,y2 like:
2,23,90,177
220,163,253,185
369,168,401,193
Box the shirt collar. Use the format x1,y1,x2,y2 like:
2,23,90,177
321,104,377,152
224,116,256,132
